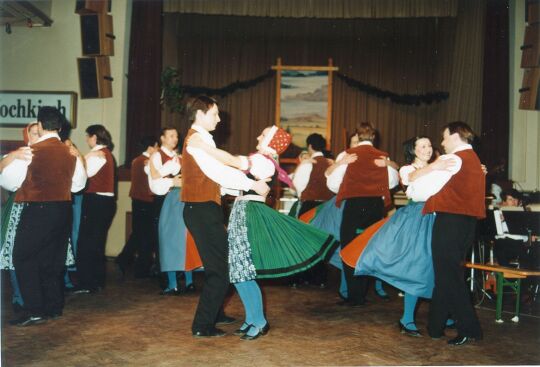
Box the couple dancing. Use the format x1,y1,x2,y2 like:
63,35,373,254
181,96,336,340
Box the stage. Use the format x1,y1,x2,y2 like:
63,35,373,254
2,263,539,366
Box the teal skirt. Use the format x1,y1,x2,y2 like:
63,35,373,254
228,199,337,283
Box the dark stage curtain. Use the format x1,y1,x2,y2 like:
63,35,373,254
161,0,486,163
125,0,163,165
163,0,458,18
480,0,509,177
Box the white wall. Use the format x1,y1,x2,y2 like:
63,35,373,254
0,0,133,256
509,0,540,191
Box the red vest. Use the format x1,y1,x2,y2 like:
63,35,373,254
86,148,115,194
181,129,221,204
159,148,174,164
423,149,486,219
15,137,76,202
335,144,390,208
301,156,334,202
129,154,153,202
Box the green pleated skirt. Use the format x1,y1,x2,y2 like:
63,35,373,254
228,199,337,283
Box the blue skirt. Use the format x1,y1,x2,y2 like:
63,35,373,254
304,197,344,269
159,188,189,272
355,201,435,299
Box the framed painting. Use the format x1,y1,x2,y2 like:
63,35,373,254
272,58,338,151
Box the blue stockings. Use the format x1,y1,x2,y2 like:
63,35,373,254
234,280,267,336
401,293,418,330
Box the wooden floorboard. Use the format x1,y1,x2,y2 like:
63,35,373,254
2,265,540,366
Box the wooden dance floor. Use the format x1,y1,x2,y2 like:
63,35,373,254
2,263,540,366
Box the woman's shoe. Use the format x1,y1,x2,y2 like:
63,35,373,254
398,321,422,337
375,292,391,301
240,323,270,340
159,288,180,296
233,323,251,336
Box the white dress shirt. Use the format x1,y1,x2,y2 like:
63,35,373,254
326,141,399,193
186,124,254,195
291,151,323,198
148,146,181,196
406,145,471,202
0,132,87,193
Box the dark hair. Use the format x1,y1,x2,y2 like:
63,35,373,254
444,121,475,144
186,95,217,122
403,136,430,164
37,106,63,131
160,126,178,138
86,124,114,151
139,135,158,152
357,122,376,142
501,189,521,203
306,133,326,152
58,114,72,142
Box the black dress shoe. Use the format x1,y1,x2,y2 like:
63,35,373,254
216,315,237,325
192,328,226,338
160,288,181,296
399,321,422,337
240,323,270,341
233,323,251,336
9,315,47,327
376,292,391,302
447,335,480,345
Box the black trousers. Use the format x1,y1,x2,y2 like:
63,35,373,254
340,197,384,304
427,213,482,338
76,194,116,290
183,201,230,332
13,201,71,316
117,199,155,276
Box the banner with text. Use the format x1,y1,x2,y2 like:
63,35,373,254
0,91,77,127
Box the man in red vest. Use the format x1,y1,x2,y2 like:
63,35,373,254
181,95,270,338
2,107,87,326
327,122,399,306
422,122,485,345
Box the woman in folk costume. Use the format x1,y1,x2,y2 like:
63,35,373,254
147,137,203,295
340,136,457,336
189,126,337,340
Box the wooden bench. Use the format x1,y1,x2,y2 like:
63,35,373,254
465,262,540,323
